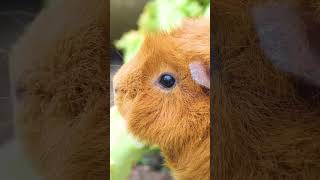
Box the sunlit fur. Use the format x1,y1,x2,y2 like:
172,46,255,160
114,18,210,180
9,0,107,179
213,0,320,179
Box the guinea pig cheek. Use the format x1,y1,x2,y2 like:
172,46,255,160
117,89,145,122
113,85,139,120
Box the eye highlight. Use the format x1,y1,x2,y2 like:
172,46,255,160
158,73,176,89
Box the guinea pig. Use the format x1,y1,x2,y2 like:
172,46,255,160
113,18,210,180
213,0,320,179
9,0,107,179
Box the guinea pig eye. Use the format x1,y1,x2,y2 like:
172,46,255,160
158,73,176,89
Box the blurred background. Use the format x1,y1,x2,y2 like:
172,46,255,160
0,0,42,149
110,0,209,180
0,1,44,179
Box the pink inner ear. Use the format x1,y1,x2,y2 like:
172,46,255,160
189,62,210,89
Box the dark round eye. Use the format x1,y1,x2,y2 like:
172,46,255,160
158,73,176,89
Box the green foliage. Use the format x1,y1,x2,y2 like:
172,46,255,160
204,3,210,17
115,0,210,63
110,106,162,180
110,106,148,180
138,0,204,33
115,31,144,64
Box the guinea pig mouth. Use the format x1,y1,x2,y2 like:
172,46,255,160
114,95,130,118
117,106,130,122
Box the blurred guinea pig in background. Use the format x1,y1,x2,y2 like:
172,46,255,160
113,18,210,180
214,0,320,179
9,0,107,179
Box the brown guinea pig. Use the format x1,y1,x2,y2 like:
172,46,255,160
9,0,107,179
213,0,320,179
113,18,210,180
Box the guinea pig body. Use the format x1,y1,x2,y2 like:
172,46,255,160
10,0,107,179
214,0,320,179
113,18,210,180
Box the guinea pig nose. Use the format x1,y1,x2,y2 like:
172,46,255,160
114,87,119,94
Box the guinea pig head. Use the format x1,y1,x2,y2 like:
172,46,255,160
113,18,210,156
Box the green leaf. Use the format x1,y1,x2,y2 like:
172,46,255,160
204,4,210,17
110,106,149,180
115,31,144,63
115,0,210,64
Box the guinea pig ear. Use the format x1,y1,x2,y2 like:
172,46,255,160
252,2,320,87
189,61,210,89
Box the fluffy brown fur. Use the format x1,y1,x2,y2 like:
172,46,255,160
113,18,210,180
213,0,320,179
9,0,107,179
